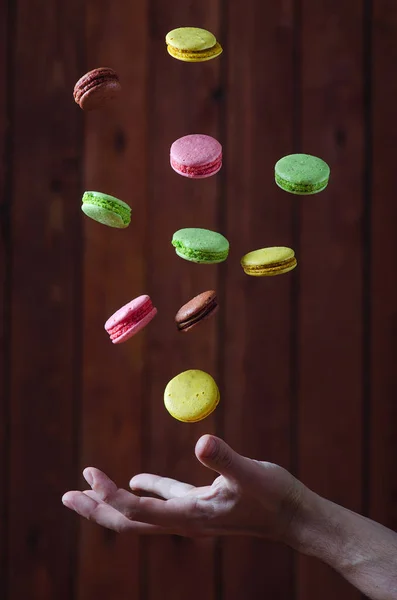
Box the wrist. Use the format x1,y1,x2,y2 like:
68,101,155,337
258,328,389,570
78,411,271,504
288,487,397,599
286,487,348,568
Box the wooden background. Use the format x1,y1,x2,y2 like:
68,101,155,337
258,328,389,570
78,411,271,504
1,0,396,598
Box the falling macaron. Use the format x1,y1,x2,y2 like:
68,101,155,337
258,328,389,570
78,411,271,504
73,67,121,111
172,228,229,264
241,247,297,276
81,191,131,228
105,295,157,343
164,369,220,422
175,291,218,332
170,134,222,179
165,27,223,62
275,154,330,195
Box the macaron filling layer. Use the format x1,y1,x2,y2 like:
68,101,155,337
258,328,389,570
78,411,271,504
244,256,297,274
79,74,118,96
107,301,154,341
167,42,223,61
177,297,218,331
171,155,222,177
82,192,131,225
173,242,227,263
275,173,328,194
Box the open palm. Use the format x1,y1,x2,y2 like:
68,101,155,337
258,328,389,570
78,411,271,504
62,434,304,543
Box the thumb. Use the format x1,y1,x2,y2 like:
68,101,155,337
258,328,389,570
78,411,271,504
195,435,246,480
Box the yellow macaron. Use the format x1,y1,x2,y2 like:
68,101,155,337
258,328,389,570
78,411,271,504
164,370,220,422
165,27,223,62
241,246,297,276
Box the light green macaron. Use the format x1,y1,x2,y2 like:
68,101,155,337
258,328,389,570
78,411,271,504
81,191,131,228
241,246,297,276
172,228,229,264
275,154,330,195
165,27,223,62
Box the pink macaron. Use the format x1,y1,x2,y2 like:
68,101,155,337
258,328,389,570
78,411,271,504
170,134,222,179
105,295,157,344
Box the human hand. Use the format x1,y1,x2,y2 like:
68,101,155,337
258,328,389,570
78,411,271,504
62,434,304,543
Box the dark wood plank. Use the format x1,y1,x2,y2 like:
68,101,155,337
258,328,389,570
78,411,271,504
370,1,397,532
144,3,222,599
8,1,84,598
78,1,149,599
0,0,10,595
297,1,364,598
222,2,296,599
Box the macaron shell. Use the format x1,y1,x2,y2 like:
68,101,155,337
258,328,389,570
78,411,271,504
166,42,223,62
175,291,218,331
171,134,222,166
242,246,295,266
176,291,217,321
174,247,227,264
171,159,222,179
83,190,131,211
275,154,330,194
105,295,151,329
275,180,328,195
109,307,157,344
241,247,297,276
80,80,121,111
74,68,121,111
178,304,219,331
82,191,131,228
172,228,229,263
164,370,220,422
82,203,127,228
105,295,157,343
166,27,217,51
244,259,297,276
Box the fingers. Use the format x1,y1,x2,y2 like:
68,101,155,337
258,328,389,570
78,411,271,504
83,468,198,528
129,474,194,500
195,435,247,481
62,491,162,534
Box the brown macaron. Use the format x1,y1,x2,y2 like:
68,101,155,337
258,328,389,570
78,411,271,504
175,291,218,332
73,67,121,110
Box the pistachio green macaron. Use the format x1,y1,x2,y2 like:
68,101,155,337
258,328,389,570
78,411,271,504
164,369,220,422
81,191,131,228
241,246,297,276
165,27,223,62
275,154,330,195
172,228,229,264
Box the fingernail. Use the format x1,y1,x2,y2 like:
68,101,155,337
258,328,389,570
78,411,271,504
62,493,72,508
84,469,93,486
204,435,218,457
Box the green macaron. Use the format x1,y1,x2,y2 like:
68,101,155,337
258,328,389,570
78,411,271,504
275,154,330,195
81,191,131,228
172,228,229,264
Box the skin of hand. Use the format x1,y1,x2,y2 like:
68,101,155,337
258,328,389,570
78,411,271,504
62,434,305,541
62,434,397,600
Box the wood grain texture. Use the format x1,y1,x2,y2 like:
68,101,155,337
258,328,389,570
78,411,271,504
78,0,148,598
296,1,364,598
2,3,397,599
221,1,296,598
144,2,222,599
0,0,10,595
8,0,84,598
370,0,397,532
